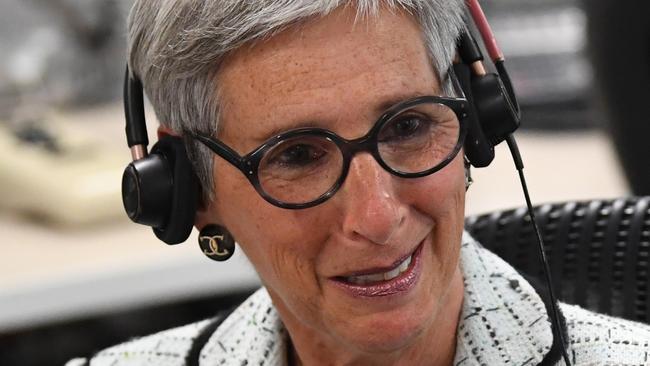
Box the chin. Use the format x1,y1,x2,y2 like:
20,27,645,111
345,308,434,354
334,285,439,354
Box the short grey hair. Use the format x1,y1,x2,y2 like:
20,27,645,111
127,0,466,200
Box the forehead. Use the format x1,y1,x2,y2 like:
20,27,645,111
216,6,440,146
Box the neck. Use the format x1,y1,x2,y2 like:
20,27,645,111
281,267,464,366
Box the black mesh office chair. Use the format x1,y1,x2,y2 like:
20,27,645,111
465,196,650,324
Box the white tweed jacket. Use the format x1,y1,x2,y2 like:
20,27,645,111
67,233,650,365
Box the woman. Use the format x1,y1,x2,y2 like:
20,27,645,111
68,0,650,365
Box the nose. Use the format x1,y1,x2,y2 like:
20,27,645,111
338,153,406,245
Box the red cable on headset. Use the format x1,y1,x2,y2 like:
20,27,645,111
466,0,504,62
466,0,520,113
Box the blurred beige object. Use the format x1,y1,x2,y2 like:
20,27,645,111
466,131,630,215
0,122,125,226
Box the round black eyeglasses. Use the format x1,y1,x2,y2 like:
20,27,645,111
187,96,468,209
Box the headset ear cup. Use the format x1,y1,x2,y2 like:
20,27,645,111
470,73,520,147
455,63,495,167
122,154,173,228
150,136,199,244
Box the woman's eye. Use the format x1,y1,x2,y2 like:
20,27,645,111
271,144,326,168
381,116,429,141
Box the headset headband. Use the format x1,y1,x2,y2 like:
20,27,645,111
124,66,149,161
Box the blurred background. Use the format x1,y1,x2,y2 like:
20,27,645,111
0,0,647,365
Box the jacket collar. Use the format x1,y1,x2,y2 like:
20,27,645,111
454,232,556,366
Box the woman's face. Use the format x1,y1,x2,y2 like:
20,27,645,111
197,6,466,358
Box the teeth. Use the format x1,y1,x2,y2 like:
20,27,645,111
400,255,412,272
345,254,412,285
383,267,400,281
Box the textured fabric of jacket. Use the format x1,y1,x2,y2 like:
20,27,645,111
66,232,650,366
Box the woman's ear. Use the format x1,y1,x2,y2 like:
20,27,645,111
194,192,220,231
157,125,177,139
194,199,211,231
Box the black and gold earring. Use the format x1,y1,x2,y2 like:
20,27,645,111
198,225,235,261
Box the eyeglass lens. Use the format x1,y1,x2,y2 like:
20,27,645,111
257,102,460,205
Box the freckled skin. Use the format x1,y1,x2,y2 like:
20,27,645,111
195,6,465,366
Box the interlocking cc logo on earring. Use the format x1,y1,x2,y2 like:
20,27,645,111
198,225,235,261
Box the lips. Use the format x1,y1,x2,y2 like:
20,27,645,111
330,240,424,298
343,253,412,285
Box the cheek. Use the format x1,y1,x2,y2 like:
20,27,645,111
237,215,328,329
210,158,329,300
401,157,465,274
400,156,466,221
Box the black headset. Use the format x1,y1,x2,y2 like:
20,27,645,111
120,8,520,246
121,72,200,244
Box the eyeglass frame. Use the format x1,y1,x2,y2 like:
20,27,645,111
186,95,469,209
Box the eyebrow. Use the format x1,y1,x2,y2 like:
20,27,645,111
251,120,329,144
250,90,433,144
376,91,430,114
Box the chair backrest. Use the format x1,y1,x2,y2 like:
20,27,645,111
465,196,650,324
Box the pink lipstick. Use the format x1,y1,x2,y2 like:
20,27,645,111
330,240,424,298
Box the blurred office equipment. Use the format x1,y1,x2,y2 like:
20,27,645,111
484,0,649,194
0,0,132,226
0,0,127,110
585,1,650,195
481,0,598,131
